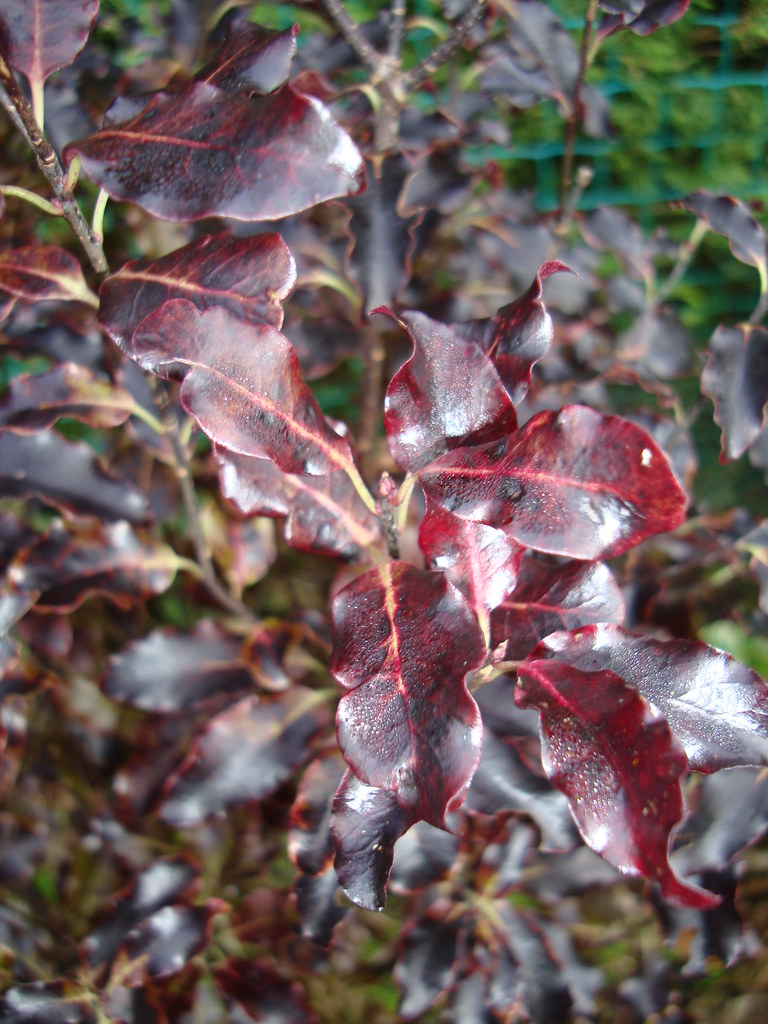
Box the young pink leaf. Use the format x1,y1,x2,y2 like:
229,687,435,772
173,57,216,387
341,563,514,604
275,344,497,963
0,0,98,91
64,79,365,222
454,260,570,405
515,659,719,908
131,300,356,476
420,404,688,559
701,324,768,461
0,363,135,432
529,624,768,773
330,561,486,827
380,307,517,472
98,232,296,352
0,246,96,305
491,553,625,661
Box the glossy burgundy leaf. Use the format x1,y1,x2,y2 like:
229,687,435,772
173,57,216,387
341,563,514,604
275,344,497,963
98,232,296,354
0,0,98,90
65,78,365,222
113,904,216,986
0,245,96,305
454,261,570,405
8,520,178,612
0,982,97,1024
331,770,418,910
104,622,255,712
380,308,518,473
289,751,346,876
678,192,767,270
214,959,321,1024
294,867,347,947
216,448,382,561
160,687,330,827
490,553,625,661
132,300,356,476
196,23,298,96
515,657,718,908
0,431,150,523
395,908,461,1019
701,324,768,460
530,624,768,773
330,561,485,826
0,363,135,432
419,497,523,637
420,404,688,559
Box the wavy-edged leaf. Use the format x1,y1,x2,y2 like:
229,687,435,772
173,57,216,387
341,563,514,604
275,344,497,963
678,191,767,270
99,232,295,355
0,431,150,523
420,404,688,559
8,520,178,612
0,246,96,305
515,658,718,908
132,300,356,476
214,959,321,1024
216,448,382,561
599,0,691,36
701,323,768,461
330,561,485,826
330,769,417,911
395,908,461,1019
454,261,570,405
0,363,135,432
380,307,518,473
160,687,330,827
491,554,625,661
530,624,768,773
65,79,365,222
289,751,346,876
0,0,98,91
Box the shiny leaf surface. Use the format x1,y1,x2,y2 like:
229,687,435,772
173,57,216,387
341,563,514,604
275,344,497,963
395,909,460,1019
0,982,96,1024
0,246,96,305
701,323,768,460
0,0,98,89
680,191,767,270
0,363,134,432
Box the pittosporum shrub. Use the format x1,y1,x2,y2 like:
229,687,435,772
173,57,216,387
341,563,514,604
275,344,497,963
1,1,768,1020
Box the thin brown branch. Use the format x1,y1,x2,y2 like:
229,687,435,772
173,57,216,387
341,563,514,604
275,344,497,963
402,0,488,92
387,0,407,61
0,56,109,276
559,0,599,214
321,0,385,76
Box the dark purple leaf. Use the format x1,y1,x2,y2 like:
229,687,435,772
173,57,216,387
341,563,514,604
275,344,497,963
0,363,135,432
618,309,693,379
454,261,570,406
0,0,98,90
0,246,96,305
160,687,330,827
0,982,96,1024
580,207,652,283
490,553,625,661
330,769,417,911
496,904,574,1024
104,622,255,712
330,562,485,826
678,192,767,270
0,431,151,523
0,697,28,805
701,324,768,460
216,448,383,561
400,145,472,215
131,300,357,476
515,657,719,908
599,0,691,36
420,404,688,559
530,625,768,773
289,752,346,875
294,867,347,947
395,909,460,1019
8,520,178,612
390,820,460,893
196,22,298,96
381,307,518,473
214,959,321,1024
98,232,296,353
114,904,217,986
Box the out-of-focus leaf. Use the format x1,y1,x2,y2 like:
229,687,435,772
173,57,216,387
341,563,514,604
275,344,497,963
679,191,767,270
217,448,383,561
496,904,574,1024
214,958,321,1023
0,363,135,432
0,0,98,91
0,981,97,1024
104,622,255,712
330,561,485,826
0,431,150,523
131,300,356,476
0,246,96,306
531,625,768,773
390,820,460,894
160,687,330,827
455,261,569,406
330,770,417,911
420,405,688,559
380,307,518,473
701,324,768,461
395,908,460,1019
8,520,179,612
515,657,719,908
98,232,296,353
0,697,28,805
294,867,347,947
289,751,346,876
111,904,217,987
618,310,692,379
598,0,691,36
491,554,625,661
580,207,652,283
196,22,298,95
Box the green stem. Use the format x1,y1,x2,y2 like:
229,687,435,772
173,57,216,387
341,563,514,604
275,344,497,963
91,188,109,243
345,459,379,516
0,183,63,216
653,217,709,307
749,259,768,324
30,78,45,132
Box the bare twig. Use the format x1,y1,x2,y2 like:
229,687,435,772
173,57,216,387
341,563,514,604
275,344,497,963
403,0,488,92
559,0,599,214
653,218,709,307
321,0,385,76
0,56,109,276
387,0,407,61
